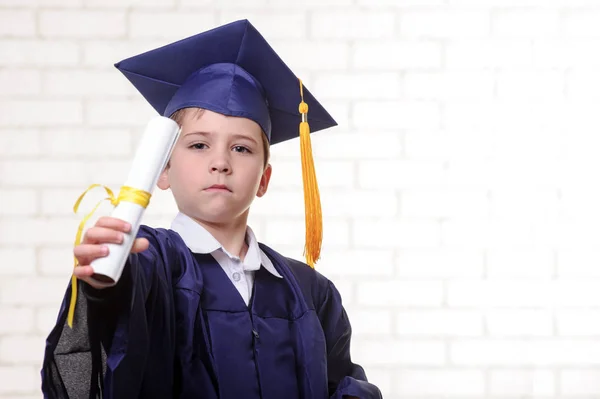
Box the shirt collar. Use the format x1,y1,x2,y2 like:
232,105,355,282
170,212,282,279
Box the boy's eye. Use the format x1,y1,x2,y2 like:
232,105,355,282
232,145,251,153
190,143,207,150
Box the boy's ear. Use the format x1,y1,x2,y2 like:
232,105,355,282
256,164,272,198
157,164,170,190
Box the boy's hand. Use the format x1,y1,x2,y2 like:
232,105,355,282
73,216,149,288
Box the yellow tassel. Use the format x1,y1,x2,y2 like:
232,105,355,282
67,184,151,328
298,79,322,268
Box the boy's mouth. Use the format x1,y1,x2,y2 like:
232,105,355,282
205,184,232,192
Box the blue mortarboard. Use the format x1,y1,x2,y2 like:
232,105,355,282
114,19,337,145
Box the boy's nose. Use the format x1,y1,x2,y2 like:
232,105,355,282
209,157,231,174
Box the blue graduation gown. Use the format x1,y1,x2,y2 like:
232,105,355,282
41,225,382,399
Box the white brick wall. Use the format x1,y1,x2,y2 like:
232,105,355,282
1,1,600,398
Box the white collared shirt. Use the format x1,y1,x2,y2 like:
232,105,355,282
170,212,283,306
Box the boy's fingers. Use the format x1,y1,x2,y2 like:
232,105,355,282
73,265,95,279
74,244,108,261
83,227,124,245
131,238,149,253
95,216,131,233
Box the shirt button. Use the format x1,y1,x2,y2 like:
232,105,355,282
232,272,241,282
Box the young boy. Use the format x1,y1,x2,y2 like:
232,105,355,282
42,20,381,399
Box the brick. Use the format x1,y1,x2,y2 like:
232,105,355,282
318,249,394,277
37,305,62,334
491,188,560,222
38,247,74,277
0,248,36,275
396,249,483,278
0,100,82,127
130,11,217,39
346,309,393,335
565,11,600,37
396,310,483,336
145,189,178,216
43,70,133,97
0,189,38,216
0,217,78,246
558,250,600,277
40,10,126,38
493,10,559,37
0,10,36,37
264,218,350,249
446,40,533,68
86,99,158,127
358,160,445,189
567,68,600,99
0,277,69,306
487,249,554,278
0,161,87,187
497,70,564,100
322,190,398,217
0,306,35,334
357,281,443,306
534,39,600,68
486,310,553,337
354,219,440,249
250,190,302,218
179,0,255,6
0,130,41,156
270,40,349,71
86,0,175,7
0,69,41,95
353,41,442,69
312,132,403,160
41,129,132,157
0,367,37,394
0,336,45,366
401,188,489,218
267,0,353,7
406,128,494,161
218,12,306,39
452,339,600,365
400,10,489,38
268,159,354,189
561,370,600,395
313,72,401,100
357,0,445,5
311,11,395,39
443,102,495,129
86,160,134,187
404,71,494,101
491,370,555,395
0,40,79,67
82,40,165,67
353,339,445,366
393,370,485,395
557,310,600,336
442,219,535,249
447,280,553,307
353,101,440,130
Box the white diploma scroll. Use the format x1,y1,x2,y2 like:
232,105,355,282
89,116,181,287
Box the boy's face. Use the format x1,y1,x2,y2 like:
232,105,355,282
158,109,272,225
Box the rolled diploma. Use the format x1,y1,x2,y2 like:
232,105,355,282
89,116,180,287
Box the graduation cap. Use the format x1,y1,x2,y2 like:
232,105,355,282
114,19,336,267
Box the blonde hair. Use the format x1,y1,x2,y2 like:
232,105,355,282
169,107,270,168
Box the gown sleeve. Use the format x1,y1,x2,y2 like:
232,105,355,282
317,280,383,399
41,226,179,399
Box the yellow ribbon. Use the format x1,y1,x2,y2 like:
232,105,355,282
67,184,151,328
298,79,323,268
